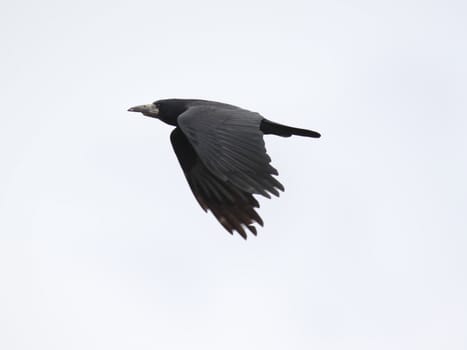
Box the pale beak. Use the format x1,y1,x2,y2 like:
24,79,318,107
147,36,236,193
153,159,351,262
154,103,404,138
127,104,159,117
128,104,151,113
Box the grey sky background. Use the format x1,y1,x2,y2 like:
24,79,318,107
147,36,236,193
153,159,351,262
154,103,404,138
1,0,466,349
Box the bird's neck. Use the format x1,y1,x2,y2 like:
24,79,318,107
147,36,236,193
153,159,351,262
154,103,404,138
158,115,178,126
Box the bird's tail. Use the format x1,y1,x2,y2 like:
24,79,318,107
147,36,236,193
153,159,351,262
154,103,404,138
260,119,321,138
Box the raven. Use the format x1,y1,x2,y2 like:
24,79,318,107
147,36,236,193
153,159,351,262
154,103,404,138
128,99,320,239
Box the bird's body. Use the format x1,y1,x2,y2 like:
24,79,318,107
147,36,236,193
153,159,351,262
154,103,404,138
129,99,320,239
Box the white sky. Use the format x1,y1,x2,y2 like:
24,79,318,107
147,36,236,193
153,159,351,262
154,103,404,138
1,0,466,349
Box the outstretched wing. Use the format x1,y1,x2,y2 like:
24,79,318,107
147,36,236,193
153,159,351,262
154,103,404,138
170,128,264,239
177,105,284,198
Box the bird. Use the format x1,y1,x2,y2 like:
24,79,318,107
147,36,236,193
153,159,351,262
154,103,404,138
128,98,320,239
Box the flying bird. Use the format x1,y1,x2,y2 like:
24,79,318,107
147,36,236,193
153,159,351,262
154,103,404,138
128,99,320,239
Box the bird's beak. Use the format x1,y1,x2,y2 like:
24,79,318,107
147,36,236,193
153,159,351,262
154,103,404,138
128,104,159,117
128,104,151,113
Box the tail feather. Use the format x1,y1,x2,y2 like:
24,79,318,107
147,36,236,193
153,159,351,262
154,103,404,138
260,119,321,138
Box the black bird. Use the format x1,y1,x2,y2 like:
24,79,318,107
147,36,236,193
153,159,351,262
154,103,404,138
128,99,320,239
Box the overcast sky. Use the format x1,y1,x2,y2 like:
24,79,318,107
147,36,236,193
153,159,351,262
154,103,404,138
1,0,466,349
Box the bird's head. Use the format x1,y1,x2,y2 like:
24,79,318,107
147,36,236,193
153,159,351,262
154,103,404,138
128,99,190,126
